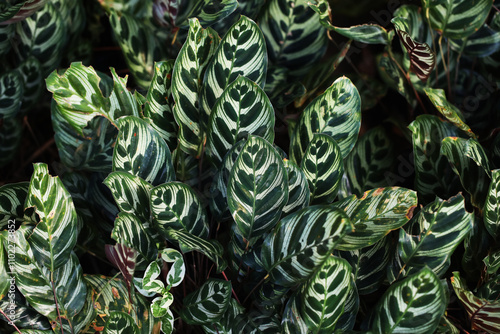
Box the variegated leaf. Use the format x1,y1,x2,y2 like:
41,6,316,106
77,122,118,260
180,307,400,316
144,60,177,150
290,76,361,162
0,182,28,228
259,0,328,75
113,116,175,186
0,21,13,56
300,255,353,332
232,309,282,333
0,72,23,119
423,0,492,39
180,279,232,325
333,187,417,251
451,271,500,333
206,76,275,167
0,116,22,167
282,159,310,216
396,194,473,278
201,15,267,118
172,148,199,184
264,65,305,108
0,0,46,24
105,243,138,291
156,0,237,28
161,248,185,287
227,135,288,242
300,133,344,204
449,23,500,57
151,182,209,238
409,115,464,203
202,298,245,334
104,172,152,221
485,169,500,241
371,267,447,333
108,68,141,120
172,18,219,157
441,136,491,208
0,288,52,331
103,311,139,333
282,294,309,334
26,163,77,271
261,206,350,287
15,57,43,114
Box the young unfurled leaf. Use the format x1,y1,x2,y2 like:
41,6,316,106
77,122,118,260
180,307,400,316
395,28,435,82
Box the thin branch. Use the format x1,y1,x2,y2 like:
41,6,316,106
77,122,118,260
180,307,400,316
51,272,65,334
0,308,22,334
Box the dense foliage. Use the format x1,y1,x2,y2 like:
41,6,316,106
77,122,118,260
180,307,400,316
1,0,500,333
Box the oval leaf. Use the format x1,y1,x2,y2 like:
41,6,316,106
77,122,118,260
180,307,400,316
485,169,500,241
282,159,310,216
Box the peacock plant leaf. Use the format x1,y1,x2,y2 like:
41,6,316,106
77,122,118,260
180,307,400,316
0,24,13,56
300,133,344,204
371,267,447,333
25,163,78,271
333,187,417,251
261,205,350,287
103,311,140,334
422,0,492,39
180,278,232,325
0,0,46,24
227,135,288,243
172,18,219,157
0,182,29,228
282,159,310,216
150,182,209,238
144,60,177,151
449,23,500,57
206,76,275,167
485,169,500,241
15,57,43,114
290,76,361,163
201,15,267,119
0,116,22,168
113,116,175,186
300,255,353,333
441,136,491,208
395,194,473,278
108,68,141,120
202,298,245,334
0,71,23,119
259,0,328,75
282,294,308,334
104,172,152,222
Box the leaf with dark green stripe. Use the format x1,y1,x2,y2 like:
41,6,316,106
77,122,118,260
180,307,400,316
172,18,219,157
26,163,78,271
0,20,14,55
264,65,306,108
484,169,500,241
449,23,500,57
151,182,209,238
371,267,447,333
202,298,245,334
300,133,343,204
144,60,177,151
0,72,23,119
441,136,491,208
409,115,465,203
206,76,275,167
172,148,199,183
15,57,43,114
0,0,46,24
259,0,328,75
290,76,361,163
396,194,473,278
283,160,310,216
282,294,308,334
345,126,396,197
201,15,267,118
0,182,29,228
227,135,288,242
0,116,22,167
333,187,417,251
108,68,141,120
300,255,353,332
164,228,227,272
0,288,51,330
261,206,350,287
423,0,492,39
104,172,152,221
180,279,232,325
113,116,175,186
104,312,139,334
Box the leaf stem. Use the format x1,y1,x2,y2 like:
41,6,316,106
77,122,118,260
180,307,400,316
221,270,240,304
51,272,65,334
0,308,22,334
242,274,269,305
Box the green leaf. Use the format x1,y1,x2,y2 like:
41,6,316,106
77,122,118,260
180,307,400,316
331,24,390,45
104,171,152,221
0,0,47,24
333,187,418,251
151,182,209,238
108,68,141,119
26,163,78,271
0,23,13,56
282,294,309,334
172,18,219,157
396,194,473,278
104,312,139,334
0,289,51,331
227,135,288,242
424,88,475,138
483,249,500,275
300,133,344,204
290,76,361,163
264,65,306,108
409,115,465,203
261,206,350,287
202,298,245,334
345,126,396,197
201,15,267,118
441,136,491,208
0,116,22,167
144,60,177,151
0,182,29,228
161,248,185,287
0,72,23,119
423,0,492,39
259,0,328,75
283,160,310,216
301,255,353,332
162,0,238,28
485,169,500,241
449,23,500,57
161,309,175,334
164,228,227,272
180,279,232,325
15,57,44,114
0,238,11,300
206,76,275,167
113,116,175,186
451,271,500,333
